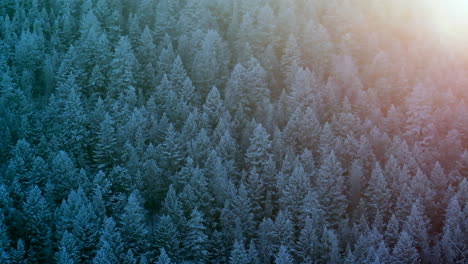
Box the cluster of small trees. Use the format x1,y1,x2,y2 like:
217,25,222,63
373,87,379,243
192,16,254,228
0,0,466,263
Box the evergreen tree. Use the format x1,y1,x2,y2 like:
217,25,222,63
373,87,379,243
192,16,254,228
247,240,260,264
349,159,363,208
385,214,400,248
156,123,185,172
245,123,272,171
22,186,52,263
316,151,347,225
0,212,10,262
319,227,341,264
440,196,466,263
109,37,137,98
45,73,87,165
155,248,173,264
403,200,430,258
55,244,75,264
225,57,270,119
183,208,209,263
10,239,26,264
364,162,392,220
257,217,276,263
229,240,249,264
279,163,311,223
122,249,137,264
93,112,118,170
392,231,420,264
160,185,186,231
48,150,83,203
119,191,149,257
94,217,124,264
153,215,180,260
192,29,229,94
296,216,320,263
275,245,294,264
273,210,295,251
203,86,225,130
70,195,100,262
281,34,302,85
282,107,321,152
93,241,117,264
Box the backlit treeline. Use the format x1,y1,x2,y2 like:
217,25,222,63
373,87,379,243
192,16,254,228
0,0,466,263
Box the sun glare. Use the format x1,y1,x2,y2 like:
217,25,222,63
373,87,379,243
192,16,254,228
425,0,468,43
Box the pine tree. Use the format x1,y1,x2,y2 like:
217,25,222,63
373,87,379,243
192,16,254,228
122,249,137,264
161,185,186,231
392,231,420,264
316,151,347,225
247,240,260,264
168,55,189,95
10,239,26,264
136,26,157,69
0,212,10,262
253,3,277,53
282,107,321,152
48,150,83,203
404,83,434,143
342,246,357,264
119,191,149,257
22,186,52,263
203,86,225,130
403,200,430,258
45,73,88,165
93,241,118,264
93,112,117,170
55,244,75,264
109,37,137,98
53,187,100,262
364,162,392,220
279,163,311,223
301,20,333,76
95,217,124,264
246,168,265,219
225,57,270,119
353,227,383,263
70,194,100,262
385,214,400,248
273,210,295,251
395,183,415,222
349,159,363,208
153,215,180,260
155,248,173,264
192,29,229,94
375,241,391,264
296,216,320,263
258,217,275,263
229,240,249,264
188,129,213,166
183,208,209,263
430,162,448,227
440,196,466,263
220,184,255,248
281,34,302,86
319,227,341,263
245,123,272,171
156,123,185,172
274,245,293,264
154,2,176,40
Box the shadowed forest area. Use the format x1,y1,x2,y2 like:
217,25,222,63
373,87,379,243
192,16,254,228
0,0,467,263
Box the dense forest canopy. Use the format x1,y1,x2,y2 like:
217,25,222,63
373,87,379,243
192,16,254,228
0,0,467,263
